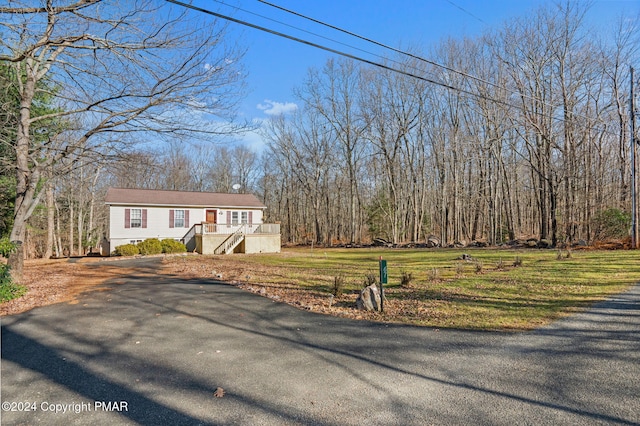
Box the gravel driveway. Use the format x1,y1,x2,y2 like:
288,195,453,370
2,257,639,425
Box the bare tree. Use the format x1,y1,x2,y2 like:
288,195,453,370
297,58,369,243
0,0,246,277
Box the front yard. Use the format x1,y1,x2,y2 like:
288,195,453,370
162,247,640,330
3,247,639,331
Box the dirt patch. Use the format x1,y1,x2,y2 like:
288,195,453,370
0,257,160,317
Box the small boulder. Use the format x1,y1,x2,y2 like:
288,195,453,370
356,284,381,312
373,238,389,247
426,235,440,248
537,239,552,248
457,253,474,261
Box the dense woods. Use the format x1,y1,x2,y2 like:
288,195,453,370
262,3,639,247
1,1,639,260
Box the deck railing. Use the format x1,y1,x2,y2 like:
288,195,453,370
182,223,280,249
182,224,201,251
201,223,280,235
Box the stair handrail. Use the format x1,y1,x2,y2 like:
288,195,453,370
214,224,246,255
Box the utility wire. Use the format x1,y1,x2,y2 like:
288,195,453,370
257,0,618,134
443,0,487,25
165,0,508,107
211,0,446,86
213,0,391,64
258,0,502,92
166,0,615,136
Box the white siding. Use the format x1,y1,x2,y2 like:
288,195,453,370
109,205,264,251
216,208,263,227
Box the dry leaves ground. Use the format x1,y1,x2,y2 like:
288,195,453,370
162,254,376,320
4,250,636,330
0,257,160,317
0,254,386,323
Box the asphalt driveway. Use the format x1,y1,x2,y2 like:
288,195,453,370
1,257,639,425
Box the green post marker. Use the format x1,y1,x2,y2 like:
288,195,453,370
379,257,387,312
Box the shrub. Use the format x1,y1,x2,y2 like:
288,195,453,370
0,264,27,302
0,237,16,258
428,268,440,282
364,273,378,286
593,207,631,241
161,238,187,254
114,243,139,256
332,275,345,296
400,270,414,286
137,238,163,255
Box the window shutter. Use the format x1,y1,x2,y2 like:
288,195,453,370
184,210,189,228
227,211,231,226
142,209,147,229
169,210,174,228
124,209,131,228
248,211,253,224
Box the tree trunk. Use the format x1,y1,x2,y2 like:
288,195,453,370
44,178,54,259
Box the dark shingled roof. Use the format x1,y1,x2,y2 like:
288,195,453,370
104,188,266,209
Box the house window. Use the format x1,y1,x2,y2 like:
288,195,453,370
232,211,239,225
174,210,185,228
169,209,189,228
241,211,248,224
130,209,142,228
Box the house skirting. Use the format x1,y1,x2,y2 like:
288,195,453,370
196,233,281,254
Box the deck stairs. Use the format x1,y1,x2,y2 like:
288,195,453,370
214,227,246,255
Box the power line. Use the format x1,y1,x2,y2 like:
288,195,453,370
165,0,505,105
443,0,487,25
256,0,614,134
166,0,617,136
257,0,498,92
212,0,445,85
213,0,386,62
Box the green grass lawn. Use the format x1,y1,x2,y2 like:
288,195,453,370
173,247,640,330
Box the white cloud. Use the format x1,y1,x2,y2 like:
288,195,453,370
256,99,298,116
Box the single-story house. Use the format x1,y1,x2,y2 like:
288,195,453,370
104,187,281,255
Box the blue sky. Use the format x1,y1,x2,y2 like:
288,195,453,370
189,0,640,150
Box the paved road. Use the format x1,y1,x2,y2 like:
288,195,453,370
1,257,639,425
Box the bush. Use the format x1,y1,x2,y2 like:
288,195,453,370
332,275,345,296
364,273,378,287
400,270,414,286
0,237,16,258
428,268,440,282
593,208,631,241
0,264,26,302
114,243,139,256
161,238,187,254
137,238,163,255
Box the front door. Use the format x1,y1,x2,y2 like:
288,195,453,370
206,210,217,224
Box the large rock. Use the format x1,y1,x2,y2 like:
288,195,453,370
356,284,381,312
537,239,552,248
426,235,440,248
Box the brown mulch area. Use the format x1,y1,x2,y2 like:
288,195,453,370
0,258,152,317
